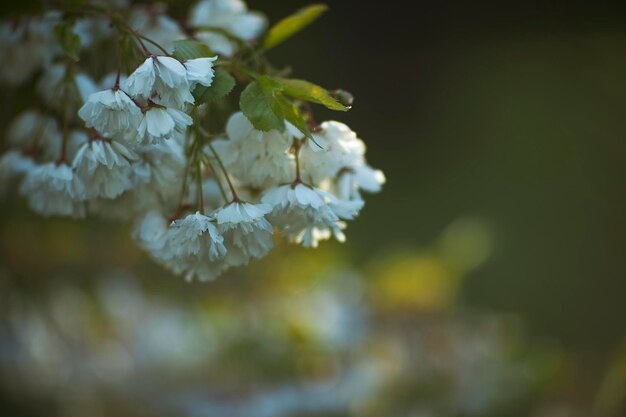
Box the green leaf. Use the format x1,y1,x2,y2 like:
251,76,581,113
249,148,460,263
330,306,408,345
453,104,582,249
262,4,328,50
239,76,285,131
280,78,349,111
276,94,311,139
172,39,214,61
193,70,236,104
54,23,80,62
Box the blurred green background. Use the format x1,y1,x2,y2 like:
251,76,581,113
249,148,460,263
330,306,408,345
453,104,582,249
1,1,625,416
258,0,626,348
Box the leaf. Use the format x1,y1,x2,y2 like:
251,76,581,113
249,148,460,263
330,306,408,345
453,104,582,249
193,70,236,104
173,39,214,61
54,23,80,62
276,94,311,139
262,4,328,50
239,76,285,131
280,78,348,111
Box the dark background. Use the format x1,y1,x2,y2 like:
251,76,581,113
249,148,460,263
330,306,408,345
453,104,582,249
253,0,626,349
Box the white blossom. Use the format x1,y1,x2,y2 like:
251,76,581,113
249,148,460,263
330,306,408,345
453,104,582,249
195,31,237,57
87,138,185,220
214,201,274,266
79,88,143,140
137,106,192,144
72,139,139,200
184,57,217,87
37,64,98,109
190,0,267,56
300,121,367,185
7,111,61,160
133,210,169,255
65,130,90,164
19,162,85,217
211,112,295,188
130,5,184,54
0,151,36,196
335,164,386,203
73,16,111,49
135,211,229,281
0,13,60,85
0,2,385,284
124,56,193,108
262,183,362,247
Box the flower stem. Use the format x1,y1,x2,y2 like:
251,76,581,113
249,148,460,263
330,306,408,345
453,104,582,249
203,155,229,203
207,142,240,202
196,162,205,213
136,33,170,56
292,139,303,186
56,88,70,165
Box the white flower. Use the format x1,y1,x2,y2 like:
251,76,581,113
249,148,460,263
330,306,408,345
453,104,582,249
78,88,143,140
184,57,217,87
138,138,187,196
300,121,367,185
0,151,36,196
133,210,169,255
87,138,186,220
124,56,193,108
73,16,111,49
335,164,386,202
7,110,61,160
130,6,184,54
137,106,192,144
214,201,274,266
190,0,267,56
65,130,90,164
262,183,362,247
72,139,139,200
164,212,227,261
0,13,59,85
19,162,85,217
195,31,237,57
37,64,98,109
211,112,295,188
135,211,229,282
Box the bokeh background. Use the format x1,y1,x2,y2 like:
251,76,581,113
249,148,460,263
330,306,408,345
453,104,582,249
1,1,625,416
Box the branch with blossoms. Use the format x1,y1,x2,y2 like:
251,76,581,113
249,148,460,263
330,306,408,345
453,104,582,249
0,0,385,282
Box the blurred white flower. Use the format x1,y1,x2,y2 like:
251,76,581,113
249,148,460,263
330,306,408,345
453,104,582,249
211,112,295,188
88,138,186,221
190,0,267,56
19,162,85,217
37,64,98,109
0,151,36,195
72,139,139,200
334,164,386,203
73,16,111,49
134,210,169,255
0,13,60,85
7,111,62,161
130,5,184,54
300,121,366,185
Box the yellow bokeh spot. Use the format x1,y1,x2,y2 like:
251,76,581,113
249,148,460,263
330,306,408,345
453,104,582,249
372,252,461,313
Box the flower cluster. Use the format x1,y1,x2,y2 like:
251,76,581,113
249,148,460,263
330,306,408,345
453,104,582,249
0,0,385,281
